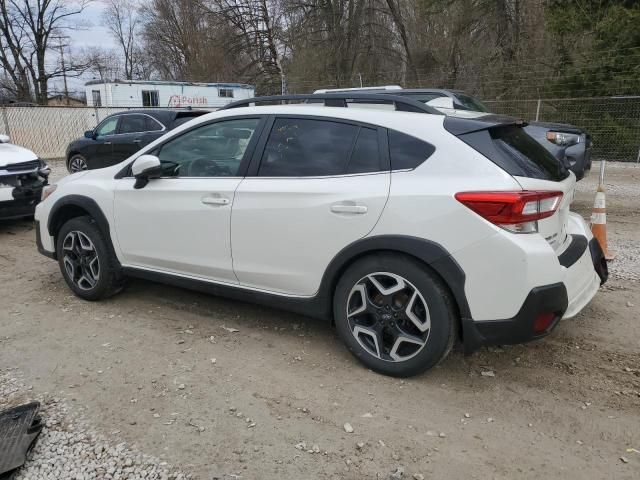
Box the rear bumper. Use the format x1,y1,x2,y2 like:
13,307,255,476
462,236,606,354
463,283,567,353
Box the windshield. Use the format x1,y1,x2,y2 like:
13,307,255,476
454,93,490,112
172,113,207,127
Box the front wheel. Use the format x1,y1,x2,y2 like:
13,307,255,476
67,154,88,173
56,216,123,301
334,253,457,377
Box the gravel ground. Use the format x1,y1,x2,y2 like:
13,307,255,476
576,163,640,281
1,161,638,479
1,371,188,480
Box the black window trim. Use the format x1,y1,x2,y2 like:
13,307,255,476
114,114,268,179
245,114,390,178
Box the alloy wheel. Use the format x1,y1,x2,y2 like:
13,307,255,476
69,156,88,172
346,272,431,362
62,231,100,290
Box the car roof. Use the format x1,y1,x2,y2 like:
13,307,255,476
107,109,208,124
392,89,465,96
182,104,448,140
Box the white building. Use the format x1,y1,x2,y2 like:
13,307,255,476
84,80,255,108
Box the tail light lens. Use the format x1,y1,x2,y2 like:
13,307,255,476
533,312,558,334
455,191,563,233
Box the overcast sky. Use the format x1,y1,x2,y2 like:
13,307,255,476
71,3,114,49
53,2,117,95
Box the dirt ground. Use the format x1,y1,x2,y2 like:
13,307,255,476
1,161,638,480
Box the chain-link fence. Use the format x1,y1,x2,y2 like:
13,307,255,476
483,96,640,163
1,97,639,162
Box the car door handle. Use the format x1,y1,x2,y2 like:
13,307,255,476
201,196,230,206
331,204,368,214
133,139,141,144
104,141,112,145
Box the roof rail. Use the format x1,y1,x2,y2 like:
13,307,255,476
219,93,444,115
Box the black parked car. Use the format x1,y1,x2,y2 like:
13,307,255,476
66,109,208,172
386,88,592,180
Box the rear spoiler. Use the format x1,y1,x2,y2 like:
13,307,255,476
444,115,528,135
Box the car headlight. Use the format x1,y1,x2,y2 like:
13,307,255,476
38,158,51,177
546,131,580,147
41,184,57,201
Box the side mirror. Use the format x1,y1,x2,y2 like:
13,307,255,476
84,130,95,139
0,134,10,144
426,97,455,111
131,154,162,189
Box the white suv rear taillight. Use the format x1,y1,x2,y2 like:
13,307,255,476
455,191,563,233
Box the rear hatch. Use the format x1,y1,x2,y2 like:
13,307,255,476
445,116,574,254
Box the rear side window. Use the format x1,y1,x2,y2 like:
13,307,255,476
119,115,147,134
259,118,379,177
388,130,435,170
346,127,381,174
144,116,163,131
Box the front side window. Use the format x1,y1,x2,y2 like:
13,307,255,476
95,116,119,137
119,115,148,134
259,118,365,177
157,118,260,177
142,90,159,107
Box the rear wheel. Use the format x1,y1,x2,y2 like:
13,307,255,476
334,253,456,377
56,216,123,300
68,154,88,173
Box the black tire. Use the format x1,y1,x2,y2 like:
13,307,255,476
333,253,457,377
67,154,89,173
56,216,123,301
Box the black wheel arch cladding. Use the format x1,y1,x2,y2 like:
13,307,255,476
47,195,118,264
318,235,471,323
48,195,111,239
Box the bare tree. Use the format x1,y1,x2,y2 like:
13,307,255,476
211,0,287,93
142,0,238,82
0,0,90,104
384,0,417,83
102,0,142,80
81,45,123,81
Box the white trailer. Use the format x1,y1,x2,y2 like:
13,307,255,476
84,80,255,108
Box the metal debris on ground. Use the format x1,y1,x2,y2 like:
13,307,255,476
0,402,43,478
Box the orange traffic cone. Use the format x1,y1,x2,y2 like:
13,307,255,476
590,185,615,261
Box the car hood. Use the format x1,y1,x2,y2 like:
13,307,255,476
0,142,39,167
527,121,585,134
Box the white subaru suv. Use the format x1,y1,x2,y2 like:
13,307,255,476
35,94,608,377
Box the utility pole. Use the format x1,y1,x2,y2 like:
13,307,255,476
59,43,69,105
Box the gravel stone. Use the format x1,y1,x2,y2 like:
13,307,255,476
1,370,189,480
